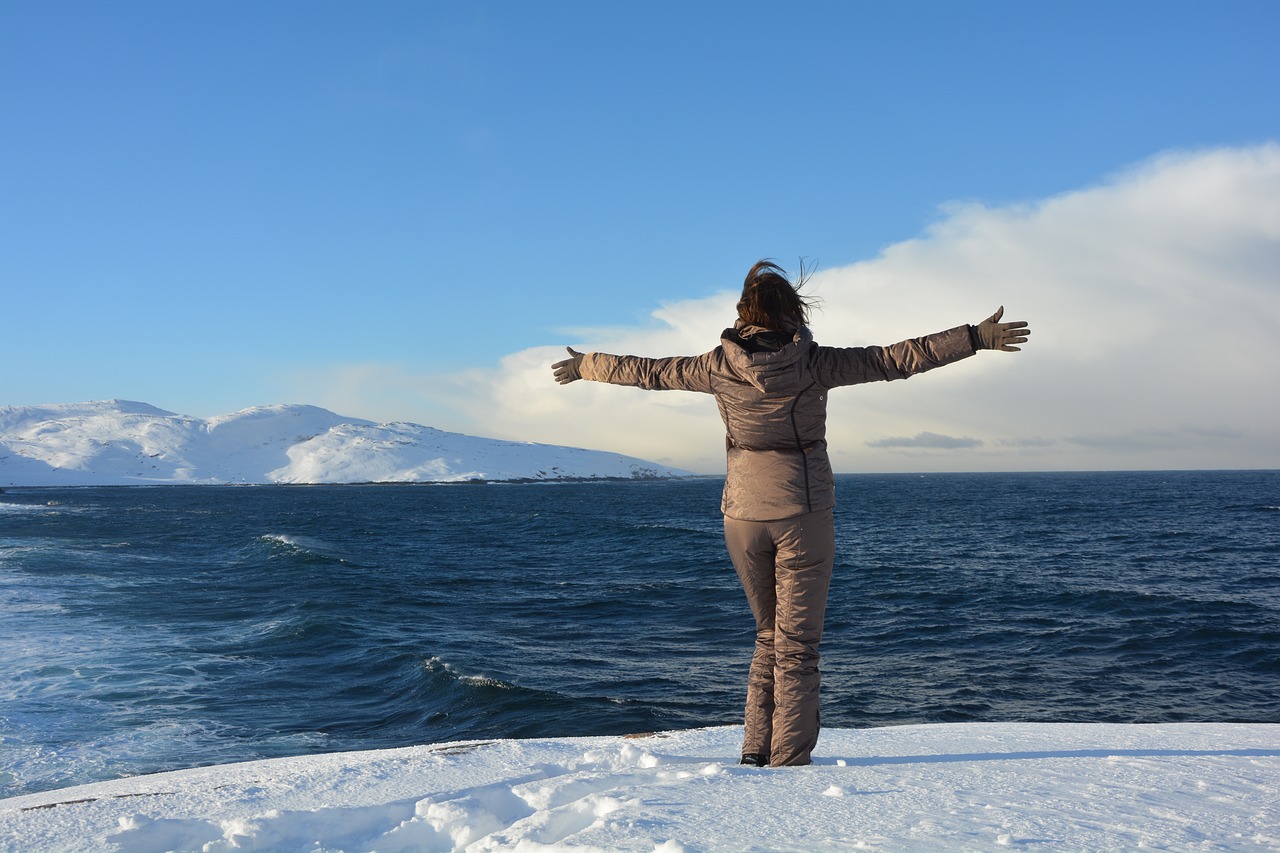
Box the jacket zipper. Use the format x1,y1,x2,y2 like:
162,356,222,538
790,384,815,513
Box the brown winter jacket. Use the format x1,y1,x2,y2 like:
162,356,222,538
580,320,977,522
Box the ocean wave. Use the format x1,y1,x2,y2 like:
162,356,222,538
408,655,665,743
257,533,361,567
423,655,515,690
0,501,62,515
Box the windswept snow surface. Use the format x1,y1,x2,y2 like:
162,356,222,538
0,401,691,485
2,724,1278,852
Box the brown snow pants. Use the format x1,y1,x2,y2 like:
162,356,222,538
724,508,835,767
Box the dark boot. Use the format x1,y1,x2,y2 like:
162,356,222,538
739,753,770,767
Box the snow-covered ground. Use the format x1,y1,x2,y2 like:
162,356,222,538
0,401,691,486
2,723,1277,852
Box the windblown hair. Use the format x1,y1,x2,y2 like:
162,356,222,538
737,259,815,331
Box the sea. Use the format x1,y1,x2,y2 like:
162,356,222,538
1,470,1277,800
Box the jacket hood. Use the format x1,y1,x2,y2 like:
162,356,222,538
722,320,814,392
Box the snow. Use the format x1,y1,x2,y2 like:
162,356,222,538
0,401,692,486
2,724,1277,852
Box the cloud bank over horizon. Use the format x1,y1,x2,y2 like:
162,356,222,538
317,145,1280,474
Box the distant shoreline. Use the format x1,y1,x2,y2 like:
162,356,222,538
0,474,714,489
4,469,1277,490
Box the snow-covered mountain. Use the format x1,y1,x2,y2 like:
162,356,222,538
0,401,693,486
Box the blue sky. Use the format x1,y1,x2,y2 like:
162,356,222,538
4,1,1278,472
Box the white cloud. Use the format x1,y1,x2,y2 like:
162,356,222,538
306,145,1280,474
867,432,985,450
277,362,475,428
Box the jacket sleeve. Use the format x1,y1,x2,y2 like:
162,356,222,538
810,324,976,388
579,351,716,394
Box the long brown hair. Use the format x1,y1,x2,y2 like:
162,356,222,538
736,259,815,331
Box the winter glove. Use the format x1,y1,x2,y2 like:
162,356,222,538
552,347,585,384
970,307,1030,352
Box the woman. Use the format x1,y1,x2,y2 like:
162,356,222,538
551,260,1030,767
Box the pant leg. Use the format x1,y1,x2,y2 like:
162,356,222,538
723,516,778,758
767,508,835,767
725,508,836,765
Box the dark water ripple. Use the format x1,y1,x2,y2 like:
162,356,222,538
1,470,1277,797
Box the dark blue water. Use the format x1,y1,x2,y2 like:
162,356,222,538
2,471,1277,798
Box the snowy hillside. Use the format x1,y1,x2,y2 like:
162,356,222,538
0,401,692,486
